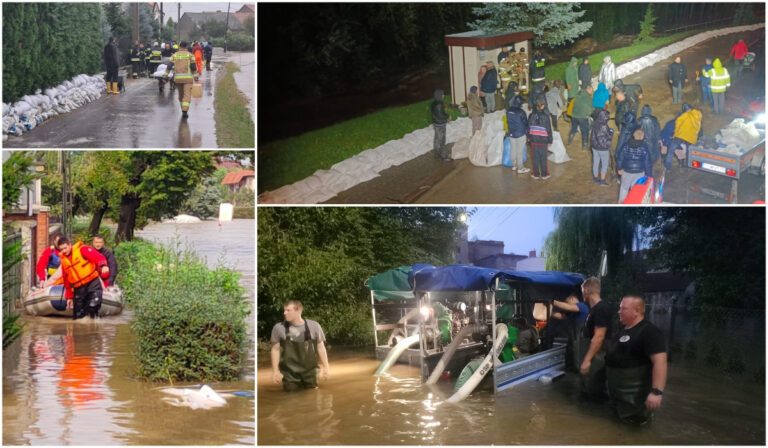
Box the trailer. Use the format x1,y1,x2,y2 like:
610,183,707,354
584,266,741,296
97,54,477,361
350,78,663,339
367,264,585,402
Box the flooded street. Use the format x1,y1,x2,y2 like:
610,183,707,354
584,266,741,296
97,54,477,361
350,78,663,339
258,308,765,445
3,219,255,445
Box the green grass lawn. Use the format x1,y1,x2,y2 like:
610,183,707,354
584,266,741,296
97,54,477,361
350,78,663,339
259,30,702,193
215,62,255,148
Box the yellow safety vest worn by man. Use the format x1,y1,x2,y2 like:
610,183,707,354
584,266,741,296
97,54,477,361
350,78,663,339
164,41,199,119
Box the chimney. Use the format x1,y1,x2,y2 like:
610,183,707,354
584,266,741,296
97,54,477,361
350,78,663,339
529,250,536,257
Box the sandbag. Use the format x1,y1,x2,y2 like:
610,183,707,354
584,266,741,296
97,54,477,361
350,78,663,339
547,132,571,163
487,127,504,166
451,136,471,159
468,130,488,166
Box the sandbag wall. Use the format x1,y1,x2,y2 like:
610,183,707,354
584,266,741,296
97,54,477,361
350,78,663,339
2,74,106,140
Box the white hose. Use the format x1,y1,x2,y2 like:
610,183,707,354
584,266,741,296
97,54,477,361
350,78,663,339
374,333,420,375
446,323,508,403
425,324,474,385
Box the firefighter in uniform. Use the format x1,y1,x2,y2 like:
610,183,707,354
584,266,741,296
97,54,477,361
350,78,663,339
149,42,163,77
143,42,152,77
57,237,109,320
130,41,142,79
164,41,199,119
531,50,547,87
516,48,529,92
498,47,516,95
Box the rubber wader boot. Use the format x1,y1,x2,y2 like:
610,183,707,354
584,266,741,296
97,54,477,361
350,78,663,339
279,321,319,391
112,82,121,94
606,365,653,424
106,83,114,94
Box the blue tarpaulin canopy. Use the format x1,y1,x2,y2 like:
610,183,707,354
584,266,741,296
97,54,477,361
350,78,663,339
409,263,585,291
365,264,585,299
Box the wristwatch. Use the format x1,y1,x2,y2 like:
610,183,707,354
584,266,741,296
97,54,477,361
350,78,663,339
651,388,664,396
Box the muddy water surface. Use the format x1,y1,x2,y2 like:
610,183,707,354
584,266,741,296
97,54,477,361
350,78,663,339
3,219,255,445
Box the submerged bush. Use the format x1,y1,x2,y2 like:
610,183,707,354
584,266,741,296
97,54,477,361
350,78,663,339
115,240,249,382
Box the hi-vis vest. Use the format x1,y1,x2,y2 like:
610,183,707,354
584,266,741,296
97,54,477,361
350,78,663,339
706,67,730,93
150,48,163,63
61,242,99,289
169,50,196,83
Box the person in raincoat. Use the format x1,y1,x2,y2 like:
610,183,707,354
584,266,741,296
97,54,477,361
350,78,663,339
606,296,667,425
431,89,452,161
598,55,617,91
564,57,580,120
467,86,484,135
590,108,614,186
163,41,200,119
57,237,109,319
578,57,592,91
705,58,730,115
637,105,662,164
271,300,331,391
192,41,204,77
104,37,121,94
506,95,530,174
593,82,611,109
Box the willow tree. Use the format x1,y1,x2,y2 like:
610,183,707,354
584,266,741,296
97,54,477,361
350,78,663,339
544,207,642,301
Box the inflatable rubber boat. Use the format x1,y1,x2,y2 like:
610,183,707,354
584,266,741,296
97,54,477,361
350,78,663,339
24,284,125,317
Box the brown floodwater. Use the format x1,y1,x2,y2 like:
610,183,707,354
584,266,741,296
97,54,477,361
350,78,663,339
257,344,764,445
3,219,255,445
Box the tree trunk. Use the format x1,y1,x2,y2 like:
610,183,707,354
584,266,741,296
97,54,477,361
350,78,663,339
115,194,141,243
87,201,108,236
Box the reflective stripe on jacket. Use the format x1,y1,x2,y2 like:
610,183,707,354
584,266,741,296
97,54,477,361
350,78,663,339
167,51,197,83
61,242,99,289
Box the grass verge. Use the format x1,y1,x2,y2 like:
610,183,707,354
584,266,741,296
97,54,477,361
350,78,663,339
215,62,255,148
115,240,249,382
259,29,702,192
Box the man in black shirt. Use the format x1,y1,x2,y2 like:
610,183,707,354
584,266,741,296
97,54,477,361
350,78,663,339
606,296,667,424
580,277,613,399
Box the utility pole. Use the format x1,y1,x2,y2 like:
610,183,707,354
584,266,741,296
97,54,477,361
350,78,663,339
160,3,164,39
177,3,181,41
132,3,139,43
224,2,231,53
60,151,72,238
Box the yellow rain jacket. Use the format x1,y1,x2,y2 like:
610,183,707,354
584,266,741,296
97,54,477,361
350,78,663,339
674,109,702,144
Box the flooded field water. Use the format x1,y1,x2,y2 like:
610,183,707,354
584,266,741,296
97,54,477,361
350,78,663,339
3,219,255,445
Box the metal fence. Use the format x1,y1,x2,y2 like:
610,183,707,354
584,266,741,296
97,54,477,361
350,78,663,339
662,16,736,37
3,231,23,315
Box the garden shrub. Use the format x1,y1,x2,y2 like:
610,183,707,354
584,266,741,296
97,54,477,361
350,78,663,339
233,207,254,219
115,240,249,382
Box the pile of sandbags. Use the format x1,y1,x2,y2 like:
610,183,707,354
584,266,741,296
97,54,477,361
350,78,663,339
2,73,106,139
259,110,507,204
716,118,762,153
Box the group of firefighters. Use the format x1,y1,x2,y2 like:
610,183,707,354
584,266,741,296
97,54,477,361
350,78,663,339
36,232,118,320
109,38,213,119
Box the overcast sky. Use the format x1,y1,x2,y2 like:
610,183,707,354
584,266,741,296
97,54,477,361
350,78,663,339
467,207,557,257
160,2,250,21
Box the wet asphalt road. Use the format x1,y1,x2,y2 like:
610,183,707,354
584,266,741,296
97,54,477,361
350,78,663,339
2,51,253,149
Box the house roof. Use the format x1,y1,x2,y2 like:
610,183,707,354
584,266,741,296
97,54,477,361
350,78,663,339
445,29,535,49
221,170,255,185
237,4,255,13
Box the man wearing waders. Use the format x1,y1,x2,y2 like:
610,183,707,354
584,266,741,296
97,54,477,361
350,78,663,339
57,237,109,320
271,300,331,391
580,277,613,400
606,296,667,425
163,41,199,119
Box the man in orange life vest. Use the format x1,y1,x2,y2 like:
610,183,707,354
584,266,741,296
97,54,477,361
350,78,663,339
56,237,110,319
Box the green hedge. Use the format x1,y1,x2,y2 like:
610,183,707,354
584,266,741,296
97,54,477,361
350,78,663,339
115,240,249,382
233,207,254,219
3,3,104,103
212,32,254,52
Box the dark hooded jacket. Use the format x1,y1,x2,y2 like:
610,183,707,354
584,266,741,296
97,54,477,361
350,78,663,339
565,57,579,99
637,105,662,162
528,83,546,110
615,112,638,158
613,79,643,103
527,104,553,145
531,52,547,80
590,108,614,151
504,81,518,111
506,95,528,139
615,96,637,129
104,41,119,70
431,90,450,124
617,136,653,176
481,67,498,94
578,58,592,89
